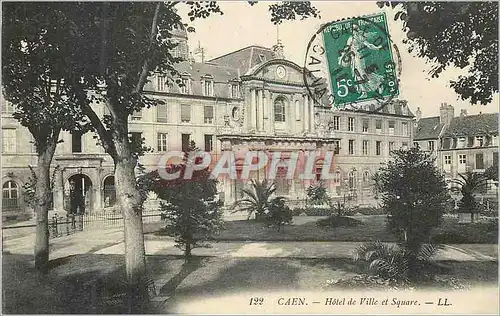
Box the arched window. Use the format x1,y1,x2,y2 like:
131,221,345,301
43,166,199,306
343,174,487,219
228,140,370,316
348,170,357,189
2,181,19,210
334,171,342,184
363,170,371,183
274,98,286,122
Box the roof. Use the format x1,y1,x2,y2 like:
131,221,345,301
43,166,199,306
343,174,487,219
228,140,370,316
208,45,276,75
442,113,499,137
414,116,444,140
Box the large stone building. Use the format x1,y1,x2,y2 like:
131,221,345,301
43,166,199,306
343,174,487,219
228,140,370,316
1,26,415,221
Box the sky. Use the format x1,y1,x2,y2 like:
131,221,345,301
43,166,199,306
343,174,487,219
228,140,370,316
177,1,498,118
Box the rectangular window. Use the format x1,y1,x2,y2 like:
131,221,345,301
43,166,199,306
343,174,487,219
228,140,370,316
2,102,15,114
376,141,382,156
362,140,369,155
131,109,142,121
333,140,340,154
402,142,408,149
348,117,355,131
157,104,168,123
2,129,16,153
362,119,369,133
71,131,83,153
442,138,451,149
388,120,395,135
157,75,168,92
157,133,168,152
401,122,408,136
428,141,435,152
348,140,354,155
203,80,214,96
204,134,213,152
130,132,142,147
444,155,451,172
389,141,395,152
458,154,467,172
231,84,240,98
181,104,191,122
375,120,382,134
333,116,340,130
181,134,190,152
475,153,484,170
475,136,484,147
204,106,214,124
181,78,190,94
494,152,499,168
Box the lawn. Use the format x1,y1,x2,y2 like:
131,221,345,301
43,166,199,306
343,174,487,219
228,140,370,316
3,253,498,314
153,215,498,243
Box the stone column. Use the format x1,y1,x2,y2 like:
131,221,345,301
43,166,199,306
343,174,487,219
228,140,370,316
268,91,275,134
251,89,257,132
247,88,254,131
309,95,315,133
53,168,64,213
258,89,264,132
304,95,309,132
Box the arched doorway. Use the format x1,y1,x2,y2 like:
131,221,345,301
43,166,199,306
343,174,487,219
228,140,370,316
103,176,116,207
66,174,92,214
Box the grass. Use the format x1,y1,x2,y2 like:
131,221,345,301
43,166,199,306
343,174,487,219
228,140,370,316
3,253,497,314
153,215,498,243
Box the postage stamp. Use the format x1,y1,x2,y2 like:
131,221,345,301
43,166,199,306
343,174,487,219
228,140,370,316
304,12,401,112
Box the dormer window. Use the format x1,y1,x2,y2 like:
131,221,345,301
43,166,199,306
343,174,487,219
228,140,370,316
180,77,191,94
259,54,266,63
457,137,466,148
157,75,168,92
231,83,240,98
475,136,484,147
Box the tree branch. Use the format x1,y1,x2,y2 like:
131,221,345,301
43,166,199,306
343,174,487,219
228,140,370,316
133,2,161,94
81,100,117,159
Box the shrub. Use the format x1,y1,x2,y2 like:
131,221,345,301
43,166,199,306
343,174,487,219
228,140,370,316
232,179,276,220
353,241,442,283
306,181,330,206
264,197,293,231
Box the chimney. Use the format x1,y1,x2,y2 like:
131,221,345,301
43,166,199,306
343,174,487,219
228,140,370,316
415,107,422,122
439,102,454,125
460,109,467,117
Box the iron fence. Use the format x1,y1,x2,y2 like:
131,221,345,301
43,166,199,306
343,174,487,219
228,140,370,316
48,214,84,238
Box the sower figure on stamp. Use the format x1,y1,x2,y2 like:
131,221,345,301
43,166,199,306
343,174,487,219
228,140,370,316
338,23,385,98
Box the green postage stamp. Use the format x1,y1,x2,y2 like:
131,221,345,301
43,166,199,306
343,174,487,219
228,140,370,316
322,13,399,107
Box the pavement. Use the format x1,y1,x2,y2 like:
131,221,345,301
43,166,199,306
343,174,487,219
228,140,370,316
2,225,498,262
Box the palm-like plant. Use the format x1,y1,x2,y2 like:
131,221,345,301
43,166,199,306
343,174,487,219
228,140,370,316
353,241,442,283
450,171,488,213
232,179,276,220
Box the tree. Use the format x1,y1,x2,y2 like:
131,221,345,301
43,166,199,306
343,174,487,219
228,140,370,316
450,171,488,222
233,179,277,220
144,141,224,263
4,1,320,309
378,2,498,105
2,2,86,272
374,147,449,280
306,181,330,206
265,197,293,232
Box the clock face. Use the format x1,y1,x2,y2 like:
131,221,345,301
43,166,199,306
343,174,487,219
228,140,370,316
276,66,286,79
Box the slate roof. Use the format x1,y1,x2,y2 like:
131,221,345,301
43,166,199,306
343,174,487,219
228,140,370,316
414,116,444,140
208,45,276,75
442,113,499,137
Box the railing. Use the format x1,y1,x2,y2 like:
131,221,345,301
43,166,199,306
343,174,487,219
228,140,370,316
48,214,84,238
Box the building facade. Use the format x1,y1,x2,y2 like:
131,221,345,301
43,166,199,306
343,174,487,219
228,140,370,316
1,28,415,220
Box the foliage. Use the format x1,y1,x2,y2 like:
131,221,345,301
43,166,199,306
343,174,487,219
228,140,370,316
306,181,330,206
144,141,224,262
484,165,498,182
374,147,450,253
316,215,361,229
431,219,498,244
353,241,442,283
450,171,488,213
232,179,277,220
263,197,292,232
378,1,498,104
22,165,60,210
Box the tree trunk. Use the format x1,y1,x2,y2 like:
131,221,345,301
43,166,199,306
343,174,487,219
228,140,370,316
114,148,148,313
185,243,192,263
34,136,58,273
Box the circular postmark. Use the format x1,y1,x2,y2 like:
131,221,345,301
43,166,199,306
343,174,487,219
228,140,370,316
303,13,402,113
